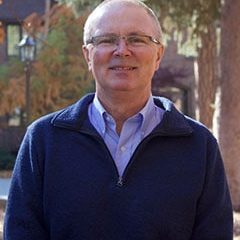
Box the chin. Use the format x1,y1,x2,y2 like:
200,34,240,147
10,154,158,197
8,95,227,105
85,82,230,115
110,83,136,91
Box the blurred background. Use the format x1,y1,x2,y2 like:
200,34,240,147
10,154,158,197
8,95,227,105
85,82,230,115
0,0,240,238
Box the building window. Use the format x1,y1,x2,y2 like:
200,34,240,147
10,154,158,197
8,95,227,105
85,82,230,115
7,24,21,57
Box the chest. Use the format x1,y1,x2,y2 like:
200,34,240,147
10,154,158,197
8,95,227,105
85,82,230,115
42,133,206,239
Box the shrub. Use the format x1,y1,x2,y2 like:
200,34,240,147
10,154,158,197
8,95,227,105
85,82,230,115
0,148,16,170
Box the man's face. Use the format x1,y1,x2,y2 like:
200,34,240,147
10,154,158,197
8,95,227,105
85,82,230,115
83,3,164,97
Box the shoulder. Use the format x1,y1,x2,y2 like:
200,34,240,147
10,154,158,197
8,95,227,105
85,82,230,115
185,115,217,143
154,96,218,144
27,93,95,134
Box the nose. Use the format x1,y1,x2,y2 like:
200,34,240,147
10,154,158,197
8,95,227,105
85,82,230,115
113,38,131,57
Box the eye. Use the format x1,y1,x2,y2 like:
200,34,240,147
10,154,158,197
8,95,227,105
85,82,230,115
94,36,117,45
127,35,148,45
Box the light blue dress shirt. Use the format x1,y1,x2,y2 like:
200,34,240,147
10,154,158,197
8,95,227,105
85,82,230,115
88,95,164,176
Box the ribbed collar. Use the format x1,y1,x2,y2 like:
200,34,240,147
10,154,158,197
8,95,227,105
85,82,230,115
90,95,162,136
51,93,193,137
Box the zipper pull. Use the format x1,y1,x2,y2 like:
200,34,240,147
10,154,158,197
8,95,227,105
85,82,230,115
117,177,123,187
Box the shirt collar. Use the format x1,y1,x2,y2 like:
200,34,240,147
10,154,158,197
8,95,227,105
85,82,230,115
93,95,106,117
91,95,157,135
140,95,158,134
53,93,193,136
91,96,107,135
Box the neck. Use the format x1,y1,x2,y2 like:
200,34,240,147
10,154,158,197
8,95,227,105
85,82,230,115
96,90,151,134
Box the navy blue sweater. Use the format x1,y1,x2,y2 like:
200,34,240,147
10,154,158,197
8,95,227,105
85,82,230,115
4,94,233,239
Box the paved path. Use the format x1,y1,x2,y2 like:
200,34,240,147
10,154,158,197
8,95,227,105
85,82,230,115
0,178,11,200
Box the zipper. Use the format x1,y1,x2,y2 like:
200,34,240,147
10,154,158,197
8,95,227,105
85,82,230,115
96,132,161,187
117,176,123,187
74,126,192,188
117,133,160,187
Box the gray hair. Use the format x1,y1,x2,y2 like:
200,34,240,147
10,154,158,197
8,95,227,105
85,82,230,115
83,0,163,45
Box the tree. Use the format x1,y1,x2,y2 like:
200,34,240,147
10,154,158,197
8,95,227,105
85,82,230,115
58,0,101,16
145,0,221,129
0,5,94,123
219,0,240,210
31,6,94,119
197,24,218,129
0,60,25,122
43,0,51,40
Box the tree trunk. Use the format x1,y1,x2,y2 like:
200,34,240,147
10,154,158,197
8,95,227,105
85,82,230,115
197,24,218,130
43,0,51,40
219,0,240,210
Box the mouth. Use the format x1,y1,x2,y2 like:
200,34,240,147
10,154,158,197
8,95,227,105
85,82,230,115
109,66,137,71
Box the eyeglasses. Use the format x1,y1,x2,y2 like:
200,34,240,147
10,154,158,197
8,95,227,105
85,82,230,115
86,34,161,48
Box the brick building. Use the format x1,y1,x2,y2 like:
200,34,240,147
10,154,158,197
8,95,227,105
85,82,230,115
0,0,56,63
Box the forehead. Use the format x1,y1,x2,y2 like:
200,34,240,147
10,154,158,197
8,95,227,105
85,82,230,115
91,3,157,36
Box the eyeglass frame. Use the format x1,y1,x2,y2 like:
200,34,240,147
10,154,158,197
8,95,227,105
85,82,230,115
85,34,162,47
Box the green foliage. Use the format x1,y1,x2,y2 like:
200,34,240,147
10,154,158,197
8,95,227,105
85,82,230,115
31,10,94,119
57,0,221,57
0,59,24,84
0,6,95,120
58,0,101,16
0,65,10,83
0,148,16,170
146,0,221,30
145,0,221,56
0,59,25,116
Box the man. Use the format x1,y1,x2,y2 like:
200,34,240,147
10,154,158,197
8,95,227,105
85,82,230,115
4,0,233,239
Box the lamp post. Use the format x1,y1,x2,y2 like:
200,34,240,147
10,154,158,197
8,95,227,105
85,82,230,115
18,35,36,125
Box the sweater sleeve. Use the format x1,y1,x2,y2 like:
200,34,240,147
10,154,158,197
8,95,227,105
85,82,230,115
3,127,49,240
191,136,233,239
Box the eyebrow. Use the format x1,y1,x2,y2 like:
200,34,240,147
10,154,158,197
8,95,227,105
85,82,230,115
96,31,150,36
127,31,148,35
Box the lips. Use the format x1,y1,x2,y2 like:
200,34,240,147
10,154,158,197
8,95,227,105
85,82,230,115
109,66,137,70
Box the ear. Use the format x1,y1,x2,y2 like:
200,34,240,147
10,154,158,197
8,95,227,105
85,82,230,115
82,45,92,71
155,45,165,70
